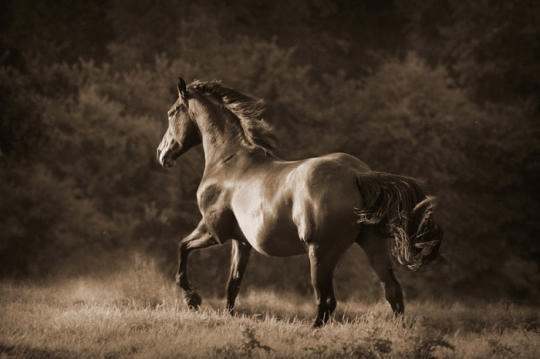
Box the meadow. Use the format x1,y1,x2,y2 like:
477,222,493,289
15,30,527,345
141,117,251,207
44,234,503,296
1,255,538,359
2,3,539,358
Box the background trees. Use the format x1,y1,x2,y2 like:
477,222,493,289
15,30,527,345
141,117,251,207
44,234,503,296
1,0,538,302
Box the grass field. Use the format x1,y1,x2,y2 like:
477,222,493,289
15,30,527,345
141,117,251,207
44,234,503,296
1,256,539,359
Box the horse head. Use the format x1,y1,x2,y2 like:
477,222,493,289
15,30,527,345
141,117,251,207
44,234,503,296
157,77,201,168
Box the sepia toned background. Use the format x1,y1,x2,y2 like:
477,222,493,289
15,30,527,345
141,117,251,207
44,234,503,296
1,0,539,305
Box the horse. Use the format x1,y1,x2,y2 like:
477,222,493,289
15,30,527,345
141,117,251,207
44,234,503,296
156,77,443,327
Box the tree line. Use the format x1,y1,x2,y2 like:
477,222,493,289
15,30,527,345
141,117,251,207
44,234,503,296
1,0,539,302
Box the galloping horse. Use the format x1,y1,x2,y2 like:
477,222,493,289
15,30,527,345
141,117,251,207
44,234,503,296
157,78,442,327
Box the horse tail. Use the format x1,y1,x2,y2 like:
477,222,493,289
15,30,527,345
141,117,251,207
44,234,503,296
354,172,441,271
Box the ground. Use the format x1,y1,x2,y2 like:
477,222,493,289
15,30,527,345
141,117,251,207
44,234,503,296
1,256,538,359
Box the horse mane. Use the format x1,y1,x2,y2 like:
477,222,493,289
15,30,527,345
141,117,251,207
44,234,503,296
188,80,276,154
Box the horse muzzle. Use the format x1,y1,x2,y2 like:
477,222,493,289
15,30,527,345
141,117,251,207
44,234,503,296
157,141,181,168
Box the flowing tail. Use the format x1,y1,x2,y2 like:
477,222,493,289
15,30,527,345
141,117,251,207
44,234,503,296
355,172,441,271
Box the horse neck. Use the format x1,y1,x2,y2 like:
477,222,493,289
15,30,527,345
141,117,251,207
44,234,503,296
191,98,246,169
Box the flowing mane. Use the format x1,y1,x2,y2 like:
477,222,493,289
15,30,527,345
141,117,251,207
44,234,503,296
189,80,276,154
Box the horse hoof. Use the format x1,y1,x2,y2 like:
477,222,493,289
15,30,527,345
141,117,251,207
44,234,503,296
185,292,202,309
312,319,324,328
392,304,404,317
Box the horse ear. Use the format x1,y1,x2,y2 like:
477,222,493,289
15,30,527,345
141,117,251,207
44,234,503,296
177,77,187,101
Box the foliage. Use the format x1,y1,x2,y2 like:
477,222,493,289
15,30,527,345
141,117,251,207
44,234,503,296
0,0,539,304
399,0,540,105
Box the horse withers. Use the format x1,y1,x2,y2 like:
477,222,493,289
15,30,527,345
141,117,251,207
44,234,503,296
156,78,442,327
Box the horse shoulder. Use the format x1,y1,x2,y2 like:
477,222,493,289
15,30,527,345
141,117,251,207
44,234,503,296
196,181,237,243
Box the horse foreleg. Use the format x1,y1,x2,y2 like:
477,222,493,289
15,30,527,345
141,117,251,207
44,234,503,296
308,244,337,327
176,222,219,309
225,240,251,315
357,233,404,315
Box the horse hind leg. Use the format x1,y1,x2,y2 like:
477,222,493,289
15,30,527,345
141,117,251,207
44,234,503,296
307,243,338,327
356,230,404,315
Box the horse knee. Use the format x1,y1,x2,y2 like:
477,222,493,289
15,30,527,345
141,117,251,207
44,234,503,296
178,239,189,254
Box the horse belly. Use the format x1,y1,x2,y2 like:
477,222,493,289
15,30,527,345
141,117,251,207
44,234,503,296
233,205,305,257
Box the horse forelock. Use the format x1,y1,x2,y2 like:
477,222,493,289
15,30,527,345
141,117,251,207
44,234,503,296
188,80,276,153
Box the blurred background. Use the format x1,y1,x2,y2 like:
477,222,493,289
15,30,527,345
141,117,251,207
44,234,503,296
1,0,539,304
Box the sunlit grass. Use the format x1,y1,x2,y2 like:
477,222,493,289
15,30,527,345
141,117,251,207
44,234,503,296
1,254,538,358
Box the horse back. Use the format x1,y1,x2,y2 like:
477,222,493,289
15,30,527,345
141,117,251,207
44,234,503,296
232,153,366,253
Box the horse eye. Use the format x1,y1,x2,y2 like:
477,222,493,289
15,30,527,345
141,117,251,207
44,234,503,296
168,107,179,117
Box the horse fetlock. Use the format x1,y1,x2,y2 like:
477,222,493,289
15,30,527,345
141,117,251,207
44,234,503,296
184,290,202,309
312,312,328,328
389,297,404,315
175,273,191,290
226,303,236,316
312,301,334,328
313,310,332,328
326,297,337,313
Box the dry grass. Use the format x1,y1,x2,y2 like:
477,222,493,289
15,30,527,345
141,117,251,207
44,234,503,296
1,254,538,358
